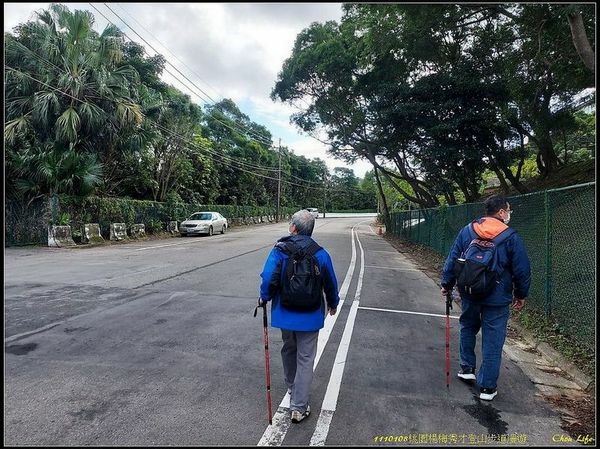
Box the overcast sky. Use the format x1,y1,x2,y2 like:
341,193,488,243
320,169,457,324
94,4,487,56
4,2,373,178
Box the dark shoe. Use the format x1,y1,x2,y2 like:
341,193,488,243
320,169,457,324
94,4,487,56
291,405,311,423
457,367,476,381
480,387,498,401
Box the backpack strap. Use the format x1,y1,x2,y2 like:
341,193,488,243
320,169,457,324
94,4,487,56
491,228,515,246
468,223,478,240
305,241,322,256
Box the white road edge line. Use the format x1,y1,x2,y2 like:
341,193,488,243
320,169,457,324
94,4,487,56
257,224,359,446
309,222,367,446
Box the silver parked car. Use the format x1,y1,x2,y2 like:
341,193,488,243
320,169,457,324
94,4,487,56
306,208,319,219
180,211,228,236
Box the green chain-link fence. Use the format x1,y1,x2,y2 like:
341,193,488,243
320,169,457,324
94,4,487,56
5,198,52,246
387,182,595,352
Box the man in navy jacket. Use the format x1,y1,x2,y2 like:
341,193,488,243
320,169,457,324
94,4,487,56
441,195,531,401
259,209,339,423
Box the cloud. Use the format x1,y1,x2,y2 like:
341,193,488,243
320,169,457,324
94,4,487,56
4,2,49,32
111,3,341,101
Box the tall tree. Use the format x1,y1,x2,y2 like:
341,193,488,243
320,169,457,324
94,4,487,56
272,3,595,210
485,4,595,176
202,99,276,206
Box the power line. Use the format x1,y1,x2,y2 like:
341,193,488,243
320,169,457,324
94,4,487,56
6,63,372,196
5,65,357,192
6,11,375,197
11,3,370,190
113,2,222,103
95,3,276,149
93,2,361,184
4,65,280,180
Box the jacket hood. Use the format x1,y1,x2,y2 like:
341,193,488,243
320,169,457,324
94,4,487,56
275,234,314,254
472,217,509,239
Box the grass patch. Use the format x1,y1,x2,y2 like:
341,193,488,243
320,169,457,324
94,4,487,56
514,308,595,378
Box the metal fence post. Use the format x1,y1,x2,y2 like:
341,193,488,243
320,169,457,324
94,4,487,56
417,209,421,243
544,190,553,317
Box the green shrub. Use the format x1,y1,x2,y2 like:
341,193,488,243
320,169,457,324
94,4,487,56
147,219,163,234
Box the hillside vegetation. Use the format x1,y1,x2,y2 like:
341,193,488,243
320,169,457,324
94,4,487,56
485,160,595,198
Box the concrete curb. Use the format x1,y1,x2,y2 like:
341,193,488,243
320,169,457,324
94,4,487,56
508,319,594,393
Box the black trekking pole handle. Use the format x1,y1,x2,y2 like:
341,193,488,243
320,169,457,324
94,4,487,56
446,291,453,314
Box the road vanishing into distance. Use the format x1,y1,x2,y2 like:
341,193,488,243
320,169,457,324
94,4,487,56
4,216,573,446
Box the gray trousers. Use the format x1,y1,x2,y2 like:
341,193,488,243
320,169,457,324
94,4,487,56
280,329,318,413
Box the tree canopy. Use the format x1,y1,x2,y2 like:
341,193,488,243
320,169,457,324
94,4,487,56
271,3,595,210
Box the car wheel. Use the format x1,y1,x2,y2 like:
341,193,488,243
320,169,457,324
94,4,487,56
221,225,226,234
208,226,213,236
180,233,187,237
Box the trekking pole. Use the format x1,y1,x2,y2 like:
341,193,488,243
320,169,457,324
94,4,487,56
254,300,273,425
445,291,453,389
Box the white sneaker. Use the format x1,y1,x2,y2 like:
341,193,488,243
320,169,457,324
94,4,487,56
480,388,498,401
457,367,476,381
291,405,311,423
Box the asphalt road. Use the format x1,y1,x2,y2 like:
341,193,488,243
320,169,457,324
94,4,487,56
4,217,573,446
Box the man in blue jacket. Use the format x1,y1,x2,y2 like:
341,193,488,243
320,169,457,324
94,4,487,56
441,195,531,401
259,209,339,423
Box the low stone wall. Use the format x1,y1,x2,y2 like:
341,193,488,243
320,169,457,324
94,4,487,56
48,225,77,247
82,223,104,244
38,214,290,248
130,224,146,239
226,214,289,227
110,223,129,241
168,221,179,234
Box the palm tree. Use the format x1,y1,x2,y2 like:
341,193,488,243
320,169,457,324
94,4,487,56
10,142,102,199
5,3,143,198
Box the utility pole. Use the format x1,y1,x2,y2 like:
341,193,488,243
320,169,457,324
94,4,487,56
276,138,281,223
322,167,327,219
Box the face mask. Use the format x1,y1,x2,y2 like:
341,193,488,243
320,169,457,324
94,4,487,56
503,211,512,224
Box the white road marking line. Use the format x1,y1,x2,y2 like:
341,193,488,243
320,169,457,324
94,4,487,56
135,240,198,250
310,226,366,446
358,306,460,320
314,227,357,367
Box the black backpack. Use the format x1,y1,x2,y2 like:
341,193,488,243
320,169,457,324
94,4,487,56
454,225,514,300
277,241,324,311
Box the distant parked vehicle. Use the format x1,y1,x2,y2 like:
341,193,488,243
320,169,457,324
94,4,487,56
306,208,319,219
180,212,228,236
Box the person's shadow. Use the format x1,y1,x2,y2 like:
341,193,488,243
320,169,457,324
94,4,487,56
462,392,509,436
